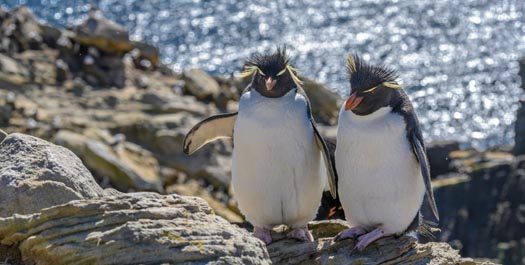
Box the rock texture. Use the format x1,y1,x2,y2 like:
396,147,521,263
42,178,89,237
0,133,104,217
0,193,270,265
513,57,525,155
434,151,525,265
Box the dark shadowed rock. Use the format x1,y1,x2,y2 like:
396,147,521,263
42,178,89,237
434,156,525,265
426,140,461,177
0,133,105,217
514,58,525,155
0,193,270,265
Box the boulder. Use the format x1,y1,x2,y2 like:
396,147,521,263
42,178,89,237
0,53,29,86
0,193,270,265
183,68,221,101
73,9,132,54
83,139,163,193
0,133,104,217
0,6,49,53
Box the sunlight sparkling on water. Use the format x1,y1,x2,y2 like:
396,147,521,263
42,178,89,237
4,0,525,149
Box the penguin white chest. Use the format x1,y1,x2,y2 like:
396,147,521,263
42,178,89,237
231,90,325,228
335,107,425,233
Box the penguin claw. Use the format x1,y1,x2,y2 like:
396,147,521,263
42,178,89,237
287,226,314,242
253,226,273,245
334,226,367,242
355,227,390,251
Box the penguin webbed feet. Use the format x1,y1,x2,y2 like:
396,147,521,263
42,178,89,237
333,225,367,242
253,226,273,245
286,225,314,242
353,227,392,251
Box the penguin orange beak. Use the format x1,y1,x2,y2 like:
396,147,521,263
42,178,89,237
345,93,364,111
266,77,277,91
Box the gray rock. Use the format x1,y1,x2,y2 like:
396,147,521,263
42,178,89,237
0,53,29,85
83,139,164,193
0,133,104,217
73,9,132,54
183,68,221,100
262,220,492,265
0,193,270,265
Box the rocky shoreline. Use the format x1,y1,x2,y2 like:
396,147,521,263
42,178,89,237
0,5,523,264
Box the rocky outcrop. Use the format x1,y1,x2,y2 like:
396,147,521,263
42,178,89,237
0,133,105,218
433,152,525,265
0,193,269,265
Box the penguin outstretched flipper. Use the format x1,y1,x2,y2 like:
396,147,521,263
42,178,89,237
183,112,237,155
409,129,440,221
312,124,338,199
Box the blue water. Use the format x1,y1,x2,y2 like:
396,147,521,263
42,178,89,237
3,0,525,149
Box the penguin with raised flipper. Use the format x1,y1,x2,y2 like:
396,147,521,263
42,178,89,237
184,48,337,245
334,54,439,250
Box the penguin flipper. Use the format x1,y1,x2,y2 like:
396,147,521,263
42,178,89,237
410,130,439,221
183,112,238,155
312,123,338,199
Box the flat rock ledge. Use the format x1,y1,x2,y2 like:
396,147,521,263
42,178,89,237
0,193,269,265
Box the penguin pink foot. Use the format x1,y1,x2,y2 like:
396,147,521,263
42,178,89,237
253,226,273,245
355,227,391,251
334,226,367,241
287,225,314,242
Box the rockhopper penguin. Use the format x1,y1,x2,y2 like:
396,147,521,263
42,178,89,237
183,48,337,245
334,54,439,250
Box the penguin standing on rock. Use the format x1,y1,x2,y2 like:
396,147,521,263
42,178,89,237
183,48,337,245
334,54,439,250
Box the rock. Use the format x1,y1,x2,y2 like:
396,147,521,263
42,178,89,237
266,220,493,265
0,193,270,265
0,53,29,86
515,99,525,155
183,68,221,101
54,129,89,156
434,156,525,265
426,140,461,177
73,9,132,54
514,58,525,155
82,52,126,88
0,6,46,53
167,179,243,223
83,139,163,193
130,41,160,68
0,133,104,217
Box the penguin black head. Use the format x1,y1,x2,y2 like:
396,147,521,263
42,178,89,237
344,54,402,116
240,48,302,98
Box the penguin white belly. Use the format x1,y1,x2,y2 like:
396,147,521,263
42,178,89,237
231,90,325,229
335,107,425,233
